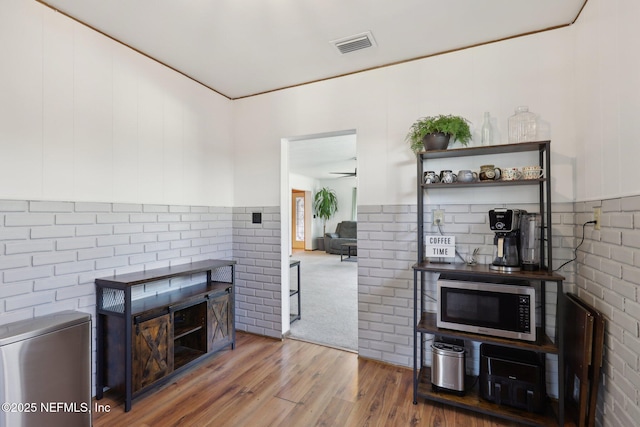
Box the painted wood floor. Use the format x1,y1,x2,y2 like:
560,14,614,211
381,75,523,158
92,332,516,427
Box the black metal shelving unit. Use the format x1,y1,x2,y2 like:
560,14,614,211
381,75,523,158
412,141,566,426
290,259,301,323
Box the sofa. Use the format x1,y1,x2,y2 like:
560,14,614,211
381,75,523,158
324,221,357,255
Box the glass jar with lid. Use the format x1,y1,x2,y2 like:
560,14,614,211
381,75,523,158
508,106,537,143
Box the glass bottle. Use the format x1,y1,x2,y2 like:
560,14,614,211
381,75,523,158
481,112,492,146
508,106,537,143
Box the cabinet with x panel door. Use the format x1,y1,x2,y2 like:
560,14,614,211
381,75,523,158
95,259,235,412
133,312,173,392
207,291,234,352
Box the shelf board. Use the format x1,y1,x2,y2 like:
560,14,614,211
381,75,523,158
412,262,564,282
418,140,550,160
422,178,545,189
417,312,558,353
173,324,204,340
417,367,560,426
96,259,235,289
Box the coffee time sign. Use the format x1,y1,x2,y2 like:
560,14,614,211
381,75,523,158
425,235,456,258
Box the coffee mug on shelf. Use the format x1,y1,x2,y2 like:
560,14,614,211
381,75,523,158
457,170,478,183
479,165,502,181
424,171,440,184
440,170,457,184
522,165,545,180
502,167,523,181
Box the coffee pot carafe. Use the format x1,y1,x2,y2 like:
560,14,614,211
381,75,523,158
519,212,541,271
489,209,523,272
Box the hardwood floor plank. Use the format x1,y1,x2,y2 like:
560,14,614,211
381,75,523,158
92,333,534,426
235,396,298,427
271,339,340,402
345,361,410,426
312,396,354,427
278,351,358,426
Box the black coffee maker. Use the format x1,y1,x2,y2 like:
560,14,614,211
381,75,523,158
489,209,524,272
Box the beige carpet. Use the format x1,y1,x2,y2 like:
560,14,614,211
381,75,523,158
288,250,358,351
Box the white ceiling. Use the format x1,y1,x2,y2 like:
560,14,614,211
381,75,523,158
39,0,587,100
289,133,357,180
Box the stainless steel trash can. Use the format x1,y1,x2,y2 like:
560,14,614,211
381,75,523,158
0,311,91,427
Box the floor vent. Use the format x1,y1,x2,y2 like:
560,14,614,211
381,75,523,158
331,31,376,54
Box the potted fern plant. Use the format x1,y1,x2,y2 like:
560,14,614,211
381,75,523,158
406,114,472,153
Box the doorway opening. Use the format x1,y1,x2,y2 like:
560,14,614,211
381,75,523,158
281,130,358,352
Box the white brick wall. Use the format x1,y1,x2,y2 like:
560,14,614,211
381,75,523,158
232,206,282,339
357,205,415,366
575,196,640,427
0,199,233,323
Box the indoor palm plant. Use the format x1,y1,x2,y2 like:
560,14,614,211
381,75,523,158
406,114,472,153
313,187,338,236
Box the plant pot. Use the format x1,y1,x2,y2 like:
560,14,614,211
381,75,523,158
423,132,451,150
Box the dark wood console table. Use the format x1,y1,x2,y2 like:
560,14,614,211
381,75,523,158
95,259,235,412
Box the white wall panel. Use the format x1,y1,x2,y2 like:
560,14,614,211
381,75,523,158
73,24,113,202
137,63,165,204
233,92,292,207
598,1,621,200
574,0,640,201
112,44,141,203
617,0,640,198
429,52,476,121
43,9,74,201
181,106,202,205
573,3,601,202
0,1,233,206
201,92,234,206
163,91,185,204
234,28,576,207
327,72,388,209
0,0,44,199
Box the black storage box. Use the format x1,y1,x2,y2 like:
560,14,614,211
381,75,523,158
480,343,546,413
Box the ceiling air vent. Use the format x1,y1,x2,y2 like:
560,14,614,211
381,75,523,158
331,31,377,54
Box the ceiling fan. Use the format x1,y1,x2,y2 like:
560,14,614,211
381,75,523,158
330,167,357,178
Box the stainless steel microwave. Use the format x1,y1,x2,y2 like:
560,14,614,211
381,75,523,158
436,278,536,342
